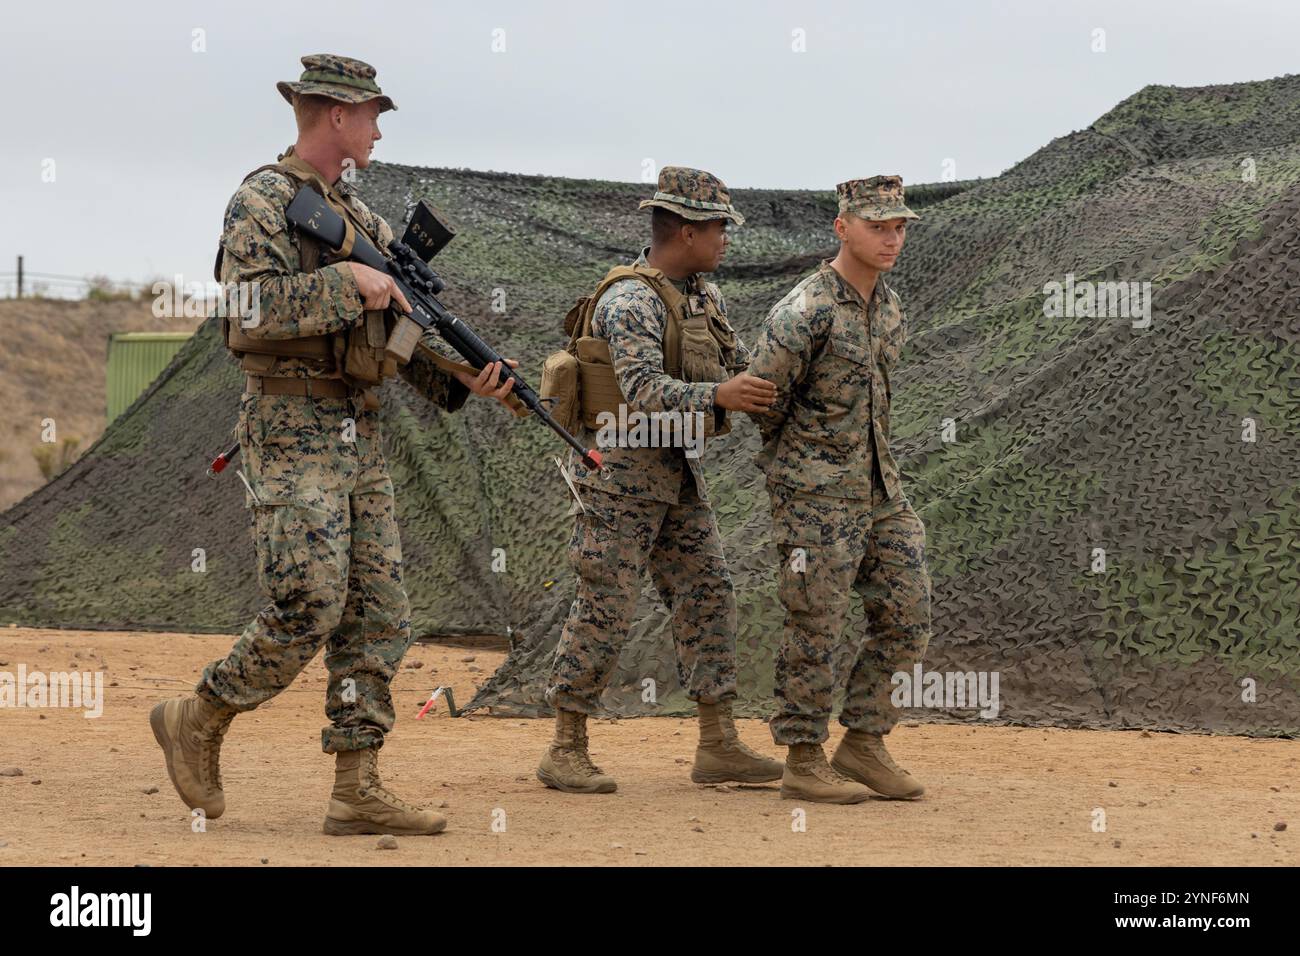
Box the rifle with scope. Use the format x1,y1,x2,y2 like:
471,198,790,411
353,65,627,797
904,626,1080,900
208,190,602,476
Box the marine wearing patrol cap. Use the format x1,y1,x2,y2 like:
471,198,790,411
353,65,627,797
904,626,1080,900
277,53,397,112
639,165,746,225
746,173,932,805
836,174,920,221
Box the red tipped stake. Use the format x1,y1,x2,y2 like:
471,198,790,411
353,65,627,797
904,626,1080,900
584,449,603,470
207,442,240,478
416,686,447,719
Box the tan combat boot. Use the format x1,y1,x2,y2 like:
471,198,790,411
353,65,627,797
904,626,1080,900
831,729,925,799
536,709,616,793
149,694,238,819
691,700,783,784
781,742,873,804
323,747,447,836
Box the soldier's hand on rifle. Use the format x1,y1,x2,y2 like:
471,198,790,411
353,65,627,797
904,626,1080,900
454,360,519,407
715,372,777,412
350,263,413,314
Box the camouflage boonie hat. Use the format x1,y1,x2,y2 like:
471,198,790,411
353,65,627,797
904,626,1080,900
277,54,397,112
639,166,745,225
837,175,919,221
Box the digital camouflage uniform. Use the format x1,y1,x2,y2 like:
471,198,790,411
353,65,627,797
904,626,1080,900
748,176,933,747
547,169,749,714
196,61,468,755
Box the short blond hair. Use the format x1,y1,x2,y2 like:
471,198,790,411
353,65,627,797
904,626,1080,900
292,93,338,132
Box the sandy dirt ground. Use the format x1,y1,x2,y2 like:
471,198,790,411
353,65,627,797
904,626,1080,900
0,626,1295,867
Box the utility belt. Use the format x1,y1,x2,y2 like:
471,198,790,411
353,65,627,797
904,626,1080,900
244,374,380,410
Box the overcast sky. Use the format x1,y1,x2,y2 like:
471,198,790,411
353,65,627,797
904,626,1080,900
2,0,1296,292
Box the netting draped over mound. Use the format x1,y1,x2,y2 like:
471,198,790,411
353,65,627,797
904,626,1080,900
2,76,1298,734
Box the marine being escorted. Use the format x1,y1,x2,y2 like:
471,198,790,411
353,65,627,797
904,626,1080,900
747,176,933,804
150,55,517,835
539,167,783,793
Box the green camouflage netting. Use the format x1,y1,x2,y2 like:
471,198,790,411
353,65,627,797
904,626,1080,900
2,76,1297,734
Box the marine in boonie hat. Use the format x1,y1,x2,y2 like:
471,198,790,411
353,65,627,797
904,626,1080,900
638,166,745,225
277,53,397,112
837,175,919,222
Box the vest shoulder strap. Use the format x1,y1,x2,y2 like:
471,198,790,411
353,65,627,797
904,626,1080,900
244,162,292,186
582,264,689,333
576,263,727,380
213,162,312,282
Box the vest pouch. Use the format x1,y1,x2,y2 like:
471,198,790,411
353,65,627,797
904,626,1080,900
576,336,625,430
540,349,581,435
385,313,422,365
708,309,740,356
682,306,733,438
340,310,388,387
678,314,728,384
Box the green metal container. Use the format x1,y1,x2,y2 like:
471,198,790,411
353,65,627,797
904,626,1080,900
106,332,193,423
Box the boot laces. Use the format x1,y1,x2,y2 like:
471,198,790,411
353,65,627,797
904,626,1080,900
793,746,851,784
822,762,857,785
723,736,768,761
359,750,422,814
196,707,235,789
862,736,904,774
708,704,762,759
573,728,606,776
810,749,854,784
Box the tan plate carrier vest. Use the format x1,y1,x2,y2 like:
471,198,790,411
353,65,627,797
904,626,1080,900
541,264,738,437
215,158,401,409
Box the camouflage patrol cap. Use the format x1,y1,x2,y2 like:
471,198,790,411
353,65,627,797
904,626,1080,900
638,166,745,225
837,175,919,222
277,54,397,112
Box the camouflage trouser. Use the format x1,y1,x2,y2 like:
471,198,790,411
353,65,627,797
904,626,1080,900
547,472,738,713
198,391,414,753
768,478,932,745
